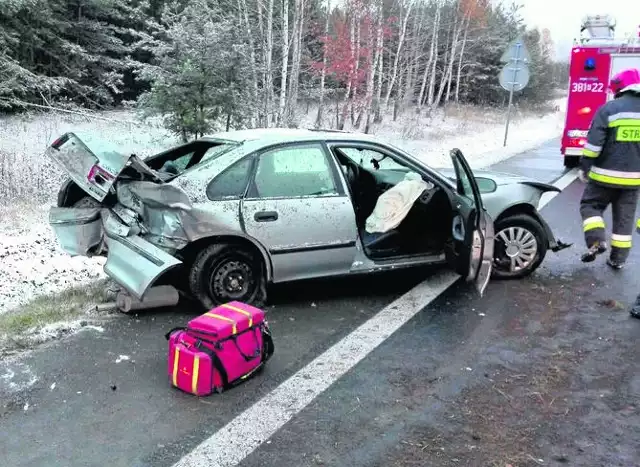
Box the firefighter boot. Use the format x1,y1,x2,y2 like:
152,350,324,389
606,257,625,270
581,241,607,263
580,183,610,263
629,294,640,319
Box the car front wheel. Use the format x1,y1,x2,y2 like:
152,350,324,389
188,242,267,310
491,214,548,279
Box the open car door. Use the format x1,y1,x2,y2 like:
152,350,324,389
446,149,495,296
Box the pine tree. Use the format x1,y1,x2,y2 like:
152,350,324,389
137,0,252,140
0,0,148,109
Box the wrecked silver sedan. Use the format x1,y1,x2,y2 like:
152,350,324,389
47,129,568,309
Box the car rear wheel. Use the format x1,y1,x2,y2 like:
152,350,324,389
188,242,267,310
491,214,548,279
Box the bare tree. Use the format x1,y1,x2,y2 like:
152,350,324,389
315,0,331,128
351,11,361,127
278,0,290,125
265,0,275,125
257,0,275,126
453,16,470,102
433,3,463,111
286,0,305,125
401,6,424,112
373,9,385,123
363,0,383,133
338,6,355,130
417,0,441,112
238,0,259,126
382,0,413,114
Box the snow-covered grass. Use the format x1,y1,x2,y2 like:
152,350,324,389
0,98,566,319
0,280,110,358
295,97,566,169
0,109,175,202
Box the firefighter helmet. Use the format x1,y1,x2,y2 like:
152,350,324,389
609,68,640,96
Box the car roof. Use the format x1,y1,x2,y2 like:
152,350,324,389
199,127,382,145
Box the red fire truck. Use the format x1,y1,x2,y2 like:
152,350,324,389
561,14,640,168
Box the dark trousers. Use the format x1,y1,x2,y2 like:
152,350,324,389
580,182,639,262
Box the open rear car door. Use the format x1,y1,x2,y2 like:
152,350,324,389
446,149,495,296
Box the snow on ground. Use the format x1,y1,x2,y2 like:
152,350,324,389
0,205,106,314
0,99,566,315
0,109,176,201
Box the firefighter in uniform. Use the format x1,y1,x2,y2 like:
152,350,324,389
632,215,640,319
578,67,640,270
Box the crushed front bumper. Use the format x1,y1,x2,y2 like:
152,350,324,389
534,211,572,253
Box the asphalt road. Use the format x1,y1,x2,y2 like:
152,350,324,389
4,139,638,467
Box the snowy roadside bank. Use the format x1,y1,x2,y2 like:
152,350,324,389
0,100,566,315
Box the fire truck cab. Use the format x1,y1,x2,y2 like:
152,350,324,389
561,14,640,168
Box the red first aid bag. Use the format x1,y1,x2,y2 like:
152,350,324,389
165,301,274,396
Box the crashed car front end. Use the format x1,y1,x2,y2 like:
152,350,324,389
438,167,572,254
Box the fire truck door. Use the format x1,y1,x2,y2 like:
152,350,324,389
608,55,640,101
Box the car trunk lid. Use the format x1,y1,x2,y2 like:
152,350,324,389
47,132,132,202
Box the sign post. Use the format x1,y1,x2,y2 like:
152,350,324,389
499,37,531,146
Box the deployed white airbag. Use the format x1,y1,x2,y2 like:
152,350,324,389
365,172,433,234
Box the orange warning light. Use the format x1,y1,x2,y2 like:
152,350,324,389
578,139,587,146
577,106,592,115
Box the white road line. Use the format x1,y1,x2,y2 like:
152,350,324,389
539,168,578,209
173,272,460,467
173,169,576,467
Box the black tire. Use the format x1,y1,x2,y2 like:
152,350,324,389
491,213,548,279
564,155,580,168
188,242,267,310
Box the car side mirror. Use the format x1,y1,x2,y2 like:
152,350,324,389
475,177,497,194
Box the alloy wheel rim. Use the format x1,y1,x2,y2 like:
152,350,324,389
495,226,538,272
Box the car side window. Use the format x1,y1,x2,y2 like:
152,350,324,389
250,144,338,198
453,160,474,201
340,147,407,171
206,156,253,200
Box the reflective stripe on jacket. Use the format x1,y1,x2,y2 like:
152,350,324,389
580,93,640,189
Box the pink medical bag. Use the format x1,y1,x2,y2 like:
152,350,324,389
166,301,274,396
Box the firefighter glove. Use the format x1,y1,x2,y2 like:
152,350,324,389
578,170,588,183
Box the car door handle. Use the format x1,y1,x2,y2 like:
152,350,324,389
254,211,278,222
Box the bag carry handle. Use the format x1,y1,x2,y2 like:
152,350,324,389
164,327,185,340
231,327,262,361
262,324,275,362
195,340,229,390
186,326,219,338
